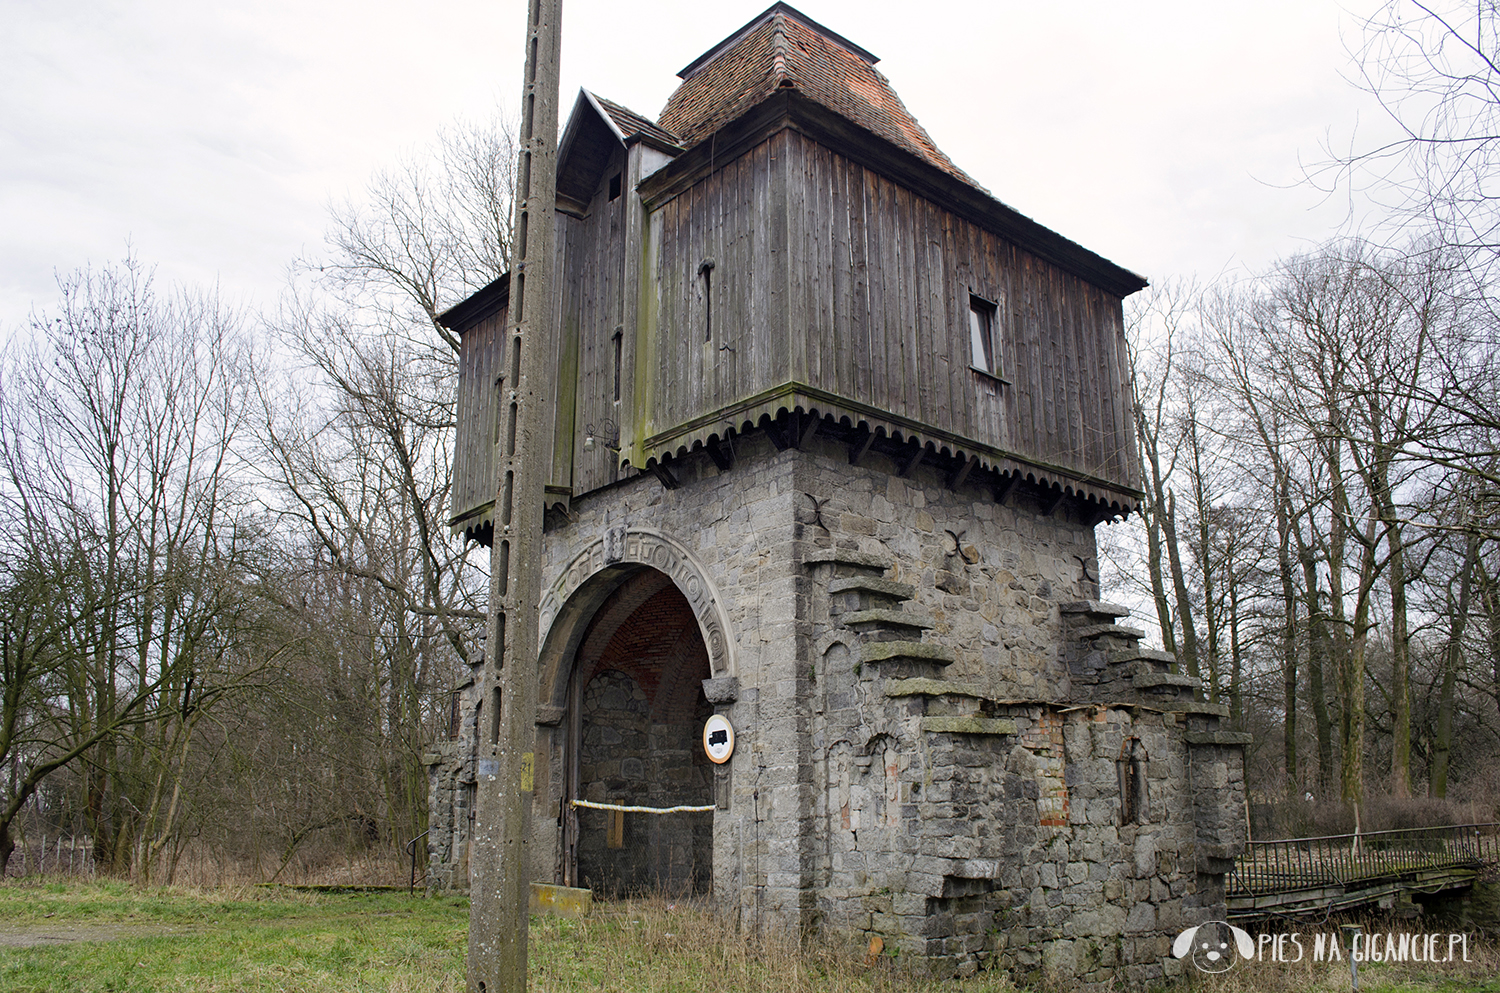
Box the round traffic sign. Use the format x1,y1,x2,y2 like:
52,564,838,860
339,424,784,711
703,715,735,764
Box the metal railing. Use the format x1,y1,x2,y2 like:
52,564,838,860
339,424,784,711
1230,822,1500,897
405,830,430,894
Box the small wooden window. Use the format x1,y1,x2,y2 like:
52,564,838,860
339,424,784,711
608,173,621,201
969,294,999,375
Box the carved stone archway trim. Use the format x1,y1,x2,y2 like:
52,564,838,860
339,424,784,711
539,527,736,685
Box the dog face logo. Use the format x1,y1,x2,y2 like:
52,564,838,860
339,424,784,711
1172,921,1255,973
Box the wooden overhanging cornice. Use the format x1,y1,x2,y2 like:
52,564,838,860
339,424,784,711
626,382,1143,518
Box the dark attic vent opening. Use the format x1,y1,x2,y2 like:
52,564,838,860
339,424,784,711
612,328,623,402
699,258,715,341
608,173,621,200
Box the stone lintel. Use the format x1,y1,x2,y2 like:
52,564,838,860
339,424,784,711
920,716,1017,736
702,675,741,703
1184,730,1253,746
803,548,894,570
1059,600,1133,618
842,608,934,629
884,678,987,699
861,640,955,665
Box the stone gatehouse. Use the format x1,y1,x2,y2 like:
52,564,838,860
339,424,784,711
426,4,1247,987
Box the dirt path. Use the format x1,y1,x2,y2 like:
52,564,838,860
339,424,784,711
0,923,191,947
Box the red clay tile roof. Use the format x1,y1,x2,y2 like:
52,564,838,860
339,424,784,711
591,93,683,152
658,3,981,189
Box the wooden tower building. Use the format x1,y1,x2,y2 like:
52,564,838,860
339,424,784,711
428,5,1247,986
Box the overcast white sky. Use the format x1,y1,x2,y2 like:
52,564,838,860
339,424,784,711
2,0,1398,331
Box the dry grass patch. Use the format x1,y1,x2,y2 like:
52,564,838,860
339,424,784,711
530,897,1024,993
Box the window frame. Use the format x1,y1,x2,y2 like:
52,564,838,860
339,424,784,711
967,292,1008,384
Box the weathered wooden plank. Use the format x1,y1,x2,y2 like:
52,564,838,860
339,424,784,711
863,165,886,419
787,131,810,386
848,156,871,406
768,132,790,397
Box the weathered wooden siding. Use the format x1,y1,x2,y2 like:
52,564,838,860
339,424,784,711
452,302,508,533
644,137,789,437
561,146,631,496
641,129,1138,493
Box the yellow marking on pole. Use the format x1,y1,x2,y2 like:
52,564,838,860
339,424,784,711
521,752,534,792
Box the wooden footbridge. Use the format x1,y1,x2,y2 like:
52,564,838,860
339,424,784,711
1228,823,1500,919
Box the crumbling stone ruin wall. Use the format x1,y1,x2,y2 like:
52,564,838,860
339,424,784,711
424,682,480,893
429,427,1247,989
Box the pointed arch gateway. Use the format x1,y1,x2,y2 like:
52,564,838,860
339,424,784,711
536,529,735,896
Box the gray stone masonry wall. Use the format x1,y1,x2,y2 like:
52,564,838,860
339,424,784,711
423,679,481,892
575,671,712,895
428,427,1247,989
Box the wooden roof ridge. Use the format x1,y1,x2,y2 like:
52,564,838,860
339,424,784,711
658,3,981,188
676,2,877,79
587,91,683,153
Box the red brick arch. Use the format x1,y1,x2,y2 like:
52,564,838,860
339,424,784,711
573,571,710,723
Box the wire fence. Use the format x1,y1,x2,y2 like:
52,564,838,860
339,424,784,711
2,834,96,878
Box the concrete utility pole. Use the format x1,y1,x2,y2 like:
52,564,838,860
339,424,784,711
467,0,562,990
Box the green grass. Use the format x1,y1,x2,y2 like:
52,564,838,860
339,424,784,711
1,881,1495,992
0,882,467,993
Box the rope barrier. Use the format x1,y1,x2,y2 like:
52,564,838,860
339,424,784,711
570,799,715,814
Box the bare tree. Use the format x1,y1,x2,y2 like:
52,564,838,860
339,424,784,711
250,110,514,851
0,259,264,876
1322,2,1500,274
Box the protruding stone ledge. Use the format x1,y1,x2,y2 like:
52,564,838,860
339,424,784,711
702,676,740,704
1159,699,1231,718
535,705,566,726
861,640,956,666
828,576,917,600
803,548,894,570
1185,730,1252,746
1059,600,1132,618
1133,671,1200,691
1112,647,1179,667
884,678,987,699
1072,622,1147,641
842,608,934,629
920,716,1017,736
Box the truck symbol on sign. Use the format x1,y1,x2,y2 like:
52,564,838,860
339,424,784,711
708,729,729,747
